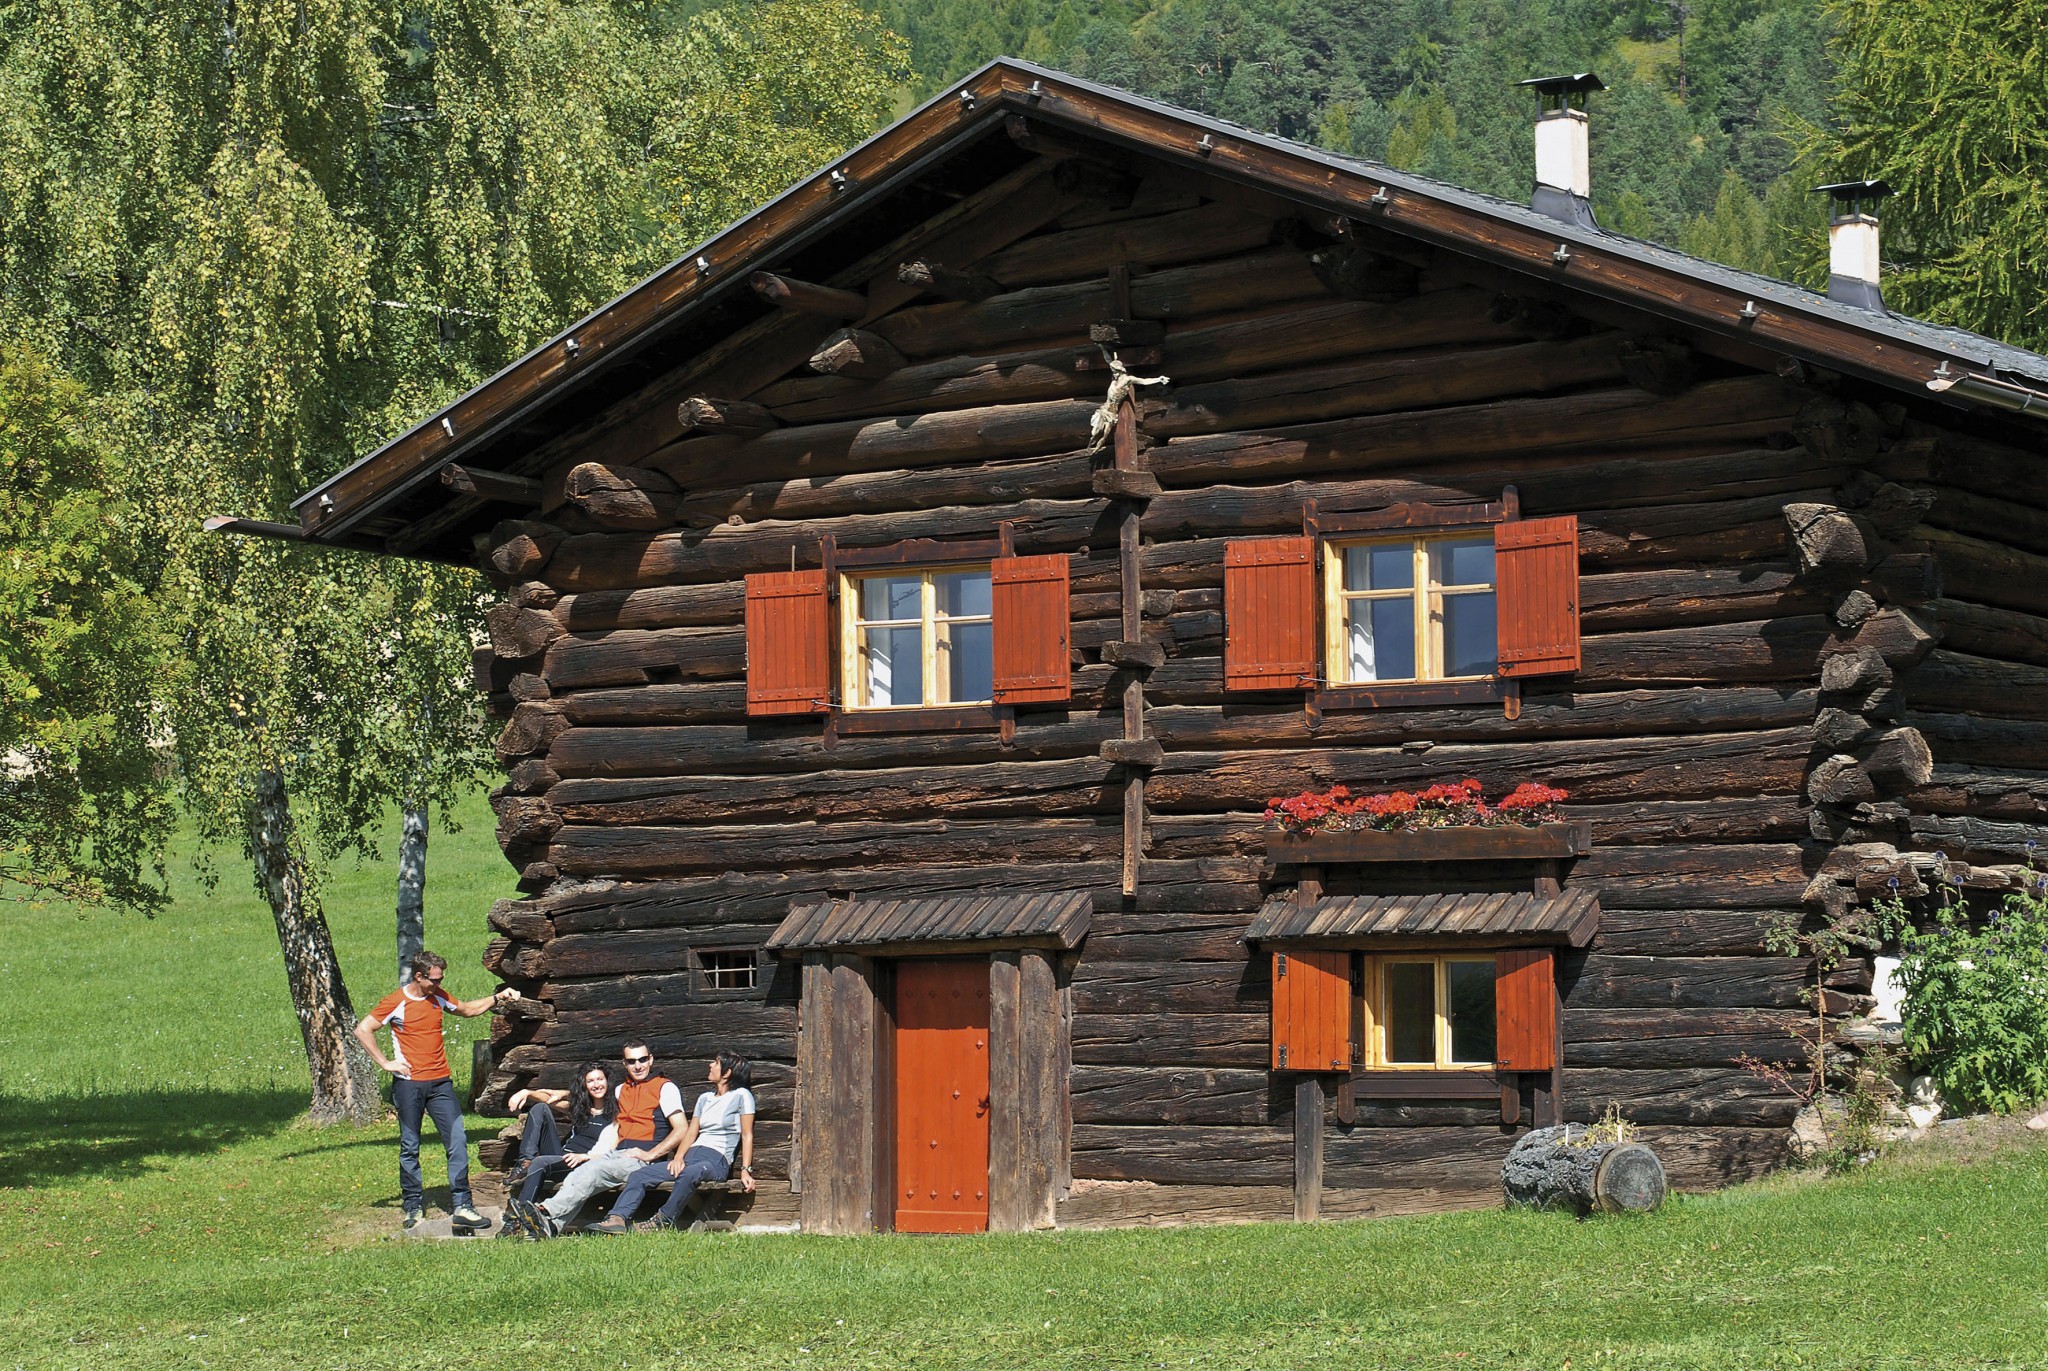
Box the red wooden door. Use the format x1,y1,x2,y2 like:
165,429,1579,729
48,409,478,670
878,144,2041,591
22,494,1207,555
894,958,991,1233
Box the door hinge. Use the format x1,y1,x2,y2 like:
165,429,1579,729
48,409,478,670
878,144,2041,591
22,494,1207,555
1276,953,1288,977
1278,1044,1289,1069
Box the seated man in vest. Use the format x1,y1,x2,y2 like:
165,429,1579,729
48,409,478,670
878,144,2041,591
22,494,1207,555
506,1041,685,1237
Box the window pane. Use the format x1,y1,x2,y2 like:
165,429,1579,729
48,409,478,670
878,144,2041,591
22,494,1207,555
1435,539,1494,587
1443,592,1497,677
861,575,921,622
935,570,991,619
863,625,924,707
1347,598,1416,682
943,621,994,703
1384,962,1436,1064
1446,961,1497,1065
1344,544,1413,592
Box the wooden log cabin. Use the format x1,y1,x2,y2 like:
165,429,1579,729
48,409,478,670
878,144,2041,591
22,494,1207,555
246,61,2048,1232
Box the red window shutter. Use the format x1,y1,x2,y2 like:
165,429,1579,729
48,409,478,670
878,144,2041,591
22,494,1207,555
991,554,1070,704
1494,948,1557,1071
1271,949,1353,1072
1225,537,1316,692
744,569,831,716
1495,516,1580,678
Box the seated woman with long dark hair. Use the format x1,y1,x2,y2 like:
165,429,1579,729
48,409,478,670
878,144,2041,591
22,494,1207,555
500,1062,618,1221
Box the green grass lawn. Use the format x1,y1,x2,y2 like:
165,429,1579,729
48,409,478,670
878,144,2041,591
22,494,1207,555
5,787,2048,1370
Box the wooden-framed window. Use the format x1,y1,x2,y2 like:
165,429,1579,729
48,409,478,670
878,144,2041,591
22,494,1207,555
697,949,759,992
1221,498,1580,701
1362,954,1498,1070
1268,947,1558,1074
1322,535,1496,686
839,565,994,710
743,545,1070,720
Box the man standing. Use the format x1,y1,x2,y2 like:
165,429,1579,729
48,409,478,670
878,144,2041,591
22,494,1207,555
354,950,515,1231
506,1041,686,1237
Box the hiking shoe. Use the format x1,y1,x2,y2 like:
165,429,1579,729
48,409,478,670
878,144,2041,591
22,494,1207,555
586,1215,633,1236
402,1207,426,1230
632,1214,677,1234
451,1205,487,1231
507,1196,557,1239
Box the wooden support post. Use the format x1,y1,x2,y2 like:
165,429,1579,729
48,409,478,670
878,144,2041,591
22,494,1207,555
1294,1074,1325,1222
1533,1073,1559,1128
1533,858,1563,900
797,953,880,1234
1108,263,1153,900
750,271,867,320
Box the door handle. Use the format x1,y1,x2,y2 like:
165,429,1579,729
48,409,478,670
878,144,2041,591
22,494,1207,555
977,1096,990,1116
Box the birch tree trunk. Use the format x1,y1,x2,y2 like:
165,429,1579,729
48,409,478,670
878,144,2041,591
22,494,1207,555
395,801,428,984
245,766,380,1123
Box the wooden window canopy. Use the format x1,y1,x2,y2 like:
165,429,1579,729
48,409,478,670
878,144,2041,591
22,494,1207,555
767,889,1092,955
1245,887,1601,950
1265,820,1591,865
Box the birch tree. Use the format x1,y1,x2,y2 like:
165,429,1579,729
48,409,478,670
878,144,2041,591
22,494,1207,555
0,0,904,1121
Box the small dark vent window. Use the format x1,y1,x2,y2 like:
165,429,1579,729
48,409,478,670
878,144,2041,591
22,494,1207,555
699,950,758,991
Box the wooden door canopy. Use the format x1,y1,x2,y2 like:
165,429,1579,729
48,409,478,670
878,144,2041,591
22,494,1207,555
1245,888,1601,949
768,889,1091,955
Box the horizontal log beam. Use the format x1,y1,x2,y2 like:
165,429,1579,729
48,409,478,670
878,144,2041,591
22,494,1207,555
677,396,780,435
441,464,542,504
897,259,999,302
750,271,867,319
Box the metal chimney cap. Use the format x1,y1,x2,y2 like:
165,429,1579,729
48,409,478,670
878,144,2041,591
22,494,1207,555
1517,73,1606,110
1813,179,1894,209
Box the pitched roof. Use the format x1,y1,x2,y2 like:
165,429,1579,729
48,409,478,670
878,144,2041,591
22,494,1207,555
767,888,1092,953
284,58,2048,562
1246,887,1602,948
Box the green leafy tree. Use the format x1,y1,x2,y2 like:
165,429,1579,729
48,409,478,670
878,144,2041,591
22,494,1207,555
1809,0,2048,348
0,0,906,1121
0,344,175,910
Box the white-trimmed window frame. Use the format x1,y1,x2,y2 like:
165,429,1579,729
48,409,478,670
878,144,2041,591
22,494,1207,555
1321,534,1498,686
838,563,994,710
1361,953,1499,1071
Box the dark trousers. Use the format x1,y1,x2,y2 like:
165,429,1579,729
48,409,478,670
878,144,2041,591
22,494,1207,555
610,1146,731,1224
515,1103,572,1204
394,1076,470,1210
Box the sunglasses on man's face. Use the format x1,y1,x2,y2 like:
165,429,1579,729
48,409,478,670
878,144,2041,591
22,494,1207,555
624,1055,652,1066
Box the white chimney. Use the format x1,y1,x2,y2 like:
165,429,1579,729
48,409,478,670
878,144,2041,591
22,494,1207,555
1816,180,1893,313
1518,73,1604,230
1535,108,1590,198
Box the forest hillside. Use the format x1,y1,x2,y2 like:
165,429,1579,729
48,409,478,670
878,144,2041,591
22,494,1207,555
881,0,1836,282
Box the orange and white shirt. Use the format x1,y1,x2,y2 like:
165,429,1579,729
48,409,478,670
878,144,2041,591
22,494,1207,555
369,985,459,1081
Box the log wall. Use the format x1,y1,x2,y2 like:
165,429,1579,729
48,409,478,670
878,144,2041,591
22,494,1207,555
462,148,2039,1226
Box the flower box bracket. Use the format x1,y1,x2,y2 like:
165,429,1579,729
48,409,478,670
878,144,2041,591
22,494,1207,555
1265,820,1592,865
